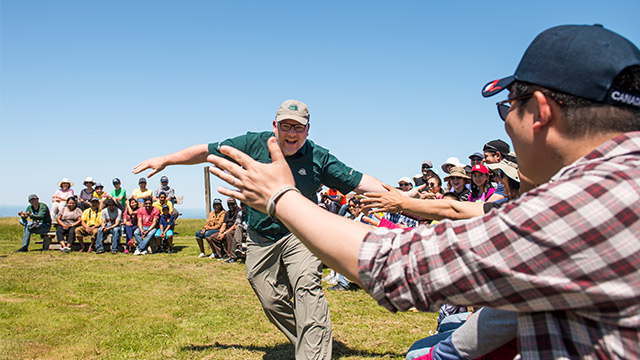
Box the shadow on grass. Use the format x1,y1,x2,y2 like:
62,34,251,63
182,339,403,359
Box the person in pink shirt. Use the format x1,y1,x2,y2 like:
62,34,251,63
133,197,159,255
51,178,75,221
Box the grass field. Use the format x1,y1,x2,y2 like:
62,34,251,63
0,217,436,359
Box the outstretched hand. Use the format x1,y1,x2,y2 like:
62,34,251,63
361,183,407,214
207,137,295,213
132,156,167,178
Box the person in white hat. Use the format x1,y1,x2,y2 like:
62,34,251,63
134,99,386,359
78,177,96,210
51,177,75,221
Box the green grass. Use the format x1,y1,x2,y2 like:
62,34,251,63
0,217,436,359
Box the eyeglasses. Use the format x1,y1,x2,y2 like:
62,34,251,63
496,94,534,121
427,182,438,187
399,183,411,187
278,122,307,133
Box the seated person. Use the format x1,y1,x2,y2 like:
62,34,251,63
56,196,82,253
443,167,471,201
216,198,241,263
110,178,127,211
233,202,248,259
123,198,140,254
51,178,74,222
134,197,159,255
92,183,108,209
194,198,226,258
96,199,123,254
78,177,95,210
153,175,176,203
131,178,153,207
155,205,175,253
15,194,51,252
152,192,173,214
75,198,101,252
468,164,497,202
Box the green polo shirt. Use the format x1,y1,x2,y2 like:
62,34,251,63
209,131,363,240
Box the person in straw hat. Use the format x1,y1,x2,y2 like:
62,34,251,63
51,177,74,221
443,166,470,201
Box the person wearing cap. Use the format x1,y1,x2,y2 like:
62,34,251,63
51,178,75,221
482,140,510,164
134,99,386,359
397,177,413,191
203,25,640,358
443,167,471,201
78,177,95,210
215,198,241,263
153,175,176,203
133,197,160,255
131,178,153,206
15,194,52,252
96,199,123,254
110,178,127,210
75,197,101,252
155,204,176,253
92,183,108,209
414,161,438,190
468,152,483,168
467,164,496,202
195,198,226,258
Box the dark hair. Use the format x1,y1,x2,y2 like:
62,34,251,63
158,192,166,197
470,172,494,199
427,175,444,194
106,199,116,207
66,196,77,204
143,197,152,204
442,192,459,201
349,197,361,206
507,176,520,197
512,66,640,137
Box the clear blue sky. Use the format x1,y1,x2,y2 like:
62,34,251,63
2,1,639,211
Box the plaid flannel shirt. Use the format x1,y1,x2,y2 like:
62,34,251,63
359,132,640,359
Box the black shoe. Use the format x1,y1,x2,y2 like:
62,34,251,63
223,257,237,263
234,248,246,257
14,247,28,253
96,249,105,254
111,250,118,255
328,283,352,291
167,247,173,254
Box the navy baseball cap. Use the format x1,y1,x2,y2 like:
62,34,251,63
160,176,169,182
482,24,640,109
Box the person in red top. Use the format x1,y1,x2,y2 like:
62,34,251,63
133,197,159,255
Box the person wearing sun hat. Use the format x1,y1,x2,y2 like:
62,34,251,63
133,99,387,359
78,176,96,210
443,166,471,201
51,177,75,221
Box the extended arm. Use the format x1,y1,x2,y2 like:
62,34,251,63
207,138,369,286
133,144,209,177
362,184,485,221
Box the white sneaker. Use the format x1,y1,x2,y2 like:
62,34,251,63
198,253,206,258
141,250,148,255
209,253,217,259
134,249,141,255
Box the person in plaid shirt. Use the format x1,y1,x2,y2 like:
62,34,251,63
206,24,640,359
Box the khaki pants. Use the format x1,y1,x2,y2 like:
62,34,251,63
246,230,331,360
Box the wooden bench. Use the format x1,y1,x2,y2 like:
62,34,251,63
37,229,122,251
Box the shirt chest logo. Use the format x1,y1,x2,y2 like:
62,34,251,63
298,168,307,176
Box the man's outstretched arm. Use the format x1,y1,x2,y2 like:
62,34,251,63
207,138,370,286
133,144,209,177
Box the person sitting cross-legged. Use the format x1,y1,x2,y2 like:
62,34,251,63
96,199,123,254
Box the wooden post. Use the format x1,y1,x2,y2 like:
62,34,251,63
204,166,211,216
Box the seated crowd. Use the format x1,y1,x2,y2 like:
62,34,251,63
16,176,181,255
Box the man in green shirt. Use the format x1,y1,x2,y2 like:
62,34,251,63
134,99,385,359
109,178,127,210
16,194,51,252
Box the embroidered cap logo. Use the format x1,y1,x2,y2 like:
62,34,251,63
288,104,298,111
